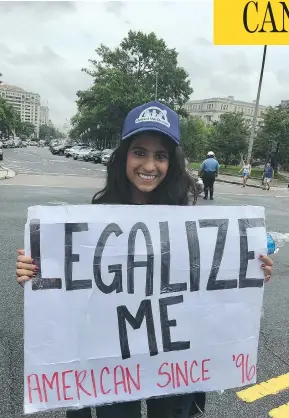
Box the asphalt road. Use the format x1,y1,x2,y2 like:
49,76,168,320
0,147,289,418
1,146,107,178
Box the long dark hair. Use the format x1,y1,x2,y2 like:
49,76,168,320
92,135,198,206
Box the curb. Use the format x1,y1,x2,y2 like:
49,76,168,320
216,178,263,189
0,166,16,180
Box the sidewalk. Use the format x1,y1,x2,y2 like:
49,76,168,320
190,169,287,189
0,166,16,180
216,174,288,189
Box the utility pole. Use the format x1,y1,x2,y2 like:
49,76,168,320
247,45,267,163
155,71,158,101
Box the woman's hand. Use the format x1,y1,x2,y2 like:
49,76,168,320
16,249,38,287
260,254,273,283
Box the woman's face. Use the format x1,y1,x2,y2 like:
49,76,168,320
126,133,170,197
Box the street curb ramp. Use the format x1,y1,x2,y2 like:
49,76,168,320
0,166,16,180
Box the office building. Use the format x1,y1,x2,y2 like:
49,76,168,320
0,84,40,137
184,96,267,127
40,106,49,126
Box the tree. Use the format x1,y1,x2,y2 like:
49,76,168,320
39,124,65,141
0,97,18,139
208,113,249,166
254,106,289,170
16,121,35,138
0,72,2,84
71,31,193,147
180,116,210,161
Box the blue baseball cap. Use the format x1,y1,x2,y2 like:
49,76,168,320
121,100,180,145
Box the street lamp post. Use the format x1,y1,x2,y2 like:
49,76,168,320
155,71,158,101
247,45,267,163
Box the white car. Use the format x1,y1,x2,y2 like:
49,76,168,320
72,147,93,160
65,145,83,158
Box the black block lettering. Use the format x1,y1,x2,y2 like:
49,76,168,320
199,219,236,290
238,218,265,288
117,300,158,359
65,223,91,290
280,2,289,32
243,1,259,33
93,223,123,294
159,296,190,352
260,2,279,32
185,221,200,292
30,219,62,290
127,222,154,296
160,221,187,294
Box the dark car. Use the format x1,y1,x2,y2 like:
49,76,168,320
51,144,72,156
83,149,100,162
90,150,103,163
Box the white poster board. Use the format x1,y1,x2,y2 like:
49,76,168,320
24,204,266,414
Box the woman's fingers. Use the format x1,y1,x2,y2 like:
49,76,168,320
16,268,35,278
260,255,273,267
17,255,33,264
17,262,35,271
264,275,271,283
261,265,272,276
16,276,32,287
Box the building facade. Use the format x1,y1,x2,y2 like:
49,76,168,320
0,84,40,137
184,96,267,127
40,106,49,126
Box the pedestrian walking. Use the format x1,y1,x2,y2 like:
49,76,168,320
263,162,274,190
15,101,273,418
239,160,251,188
199,151,219,200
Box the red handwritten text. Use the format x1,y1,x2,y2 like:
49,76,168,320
157,359,211,389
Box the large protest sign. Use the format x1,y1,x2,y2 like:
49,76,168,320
24,204,266,414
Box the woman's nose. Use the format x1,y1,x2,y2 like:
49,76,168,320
142,157,157,172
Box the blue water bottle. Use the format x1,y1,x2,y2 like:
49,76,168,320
267,232,289,255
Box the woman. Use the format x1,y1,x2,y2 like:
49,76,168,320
239,160,251,188
263,163,274,190
16,101,273,418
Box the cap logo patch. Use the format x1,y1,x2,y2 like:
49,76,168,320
135,106,170,128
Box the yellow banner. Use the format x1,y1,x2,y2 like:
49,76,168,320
214,0,289,45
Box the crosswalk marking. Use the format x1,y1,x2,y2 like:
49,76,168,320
269,402,289,417
236,373,289,403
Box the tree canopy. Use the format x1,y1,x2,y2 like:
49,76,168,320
39,124,66,140
180,116,211,162
70,31,193,146
254,106,289,169
0,97,19,139
207,113,249,165
16,121,35,139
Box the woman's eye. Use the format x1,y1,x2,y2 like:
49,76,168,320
134,150,145,157
156,153,168,161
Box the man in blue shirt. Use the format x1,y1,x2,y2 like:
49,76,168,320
199,151,220,200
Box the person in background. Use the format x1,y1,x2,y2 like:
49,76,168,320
263,162,274,190
239,160,251,188
199,151,219,200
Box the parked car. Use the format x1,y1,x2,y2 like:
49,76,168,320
51,144,72,156
84,149,101,162
64,144,86,158
0,144,3,161
101,149,114,165
72,146,93,160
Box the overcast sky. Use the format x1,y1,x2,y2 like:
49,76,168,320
0,1,288,127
